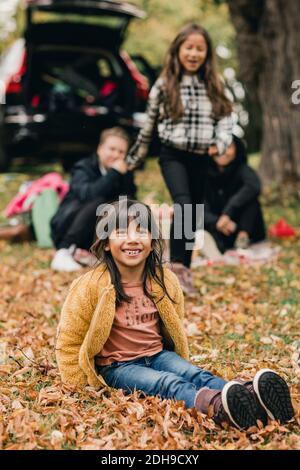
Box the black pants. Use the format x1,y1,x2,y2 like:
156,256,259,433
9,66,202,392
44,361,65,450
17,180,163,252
159,145,210,267
57,197,106,250
207,199,266,253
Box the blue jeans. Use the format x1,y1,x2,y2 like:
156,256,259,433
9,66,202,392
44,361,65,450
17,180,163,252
97,350,227,409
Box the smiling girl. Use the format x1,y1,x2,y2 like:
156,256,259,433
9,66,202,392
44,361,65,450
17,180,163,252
56,199,294,430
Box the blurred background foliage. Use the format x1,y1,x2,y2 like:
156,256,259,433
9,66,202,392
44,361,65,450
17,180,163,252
1,0,237,71
0,0,24,55
125,0,237,71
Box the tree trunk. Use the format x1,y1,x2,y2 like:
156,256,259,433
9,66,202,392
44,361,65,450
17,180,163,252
227,0,300,184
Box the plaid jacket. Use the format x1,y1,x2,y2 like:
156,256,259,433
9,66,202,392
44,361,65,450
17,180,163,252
127,74,233,168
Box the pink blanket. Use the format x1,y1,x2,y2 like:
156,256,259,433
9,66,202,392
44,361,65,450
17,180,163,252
5,172,69,217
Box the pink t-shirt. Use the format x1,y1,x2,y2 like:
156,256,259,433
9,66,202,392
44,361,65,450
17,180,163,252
96,282,163,366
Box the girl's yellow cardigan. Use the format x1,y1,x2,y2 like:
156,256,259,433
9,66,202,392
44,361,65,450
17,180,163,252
56,265,190,389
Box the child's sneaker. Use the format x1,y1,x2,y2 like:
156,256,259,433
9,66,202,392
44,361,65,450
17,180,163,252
217,381,259,429
51,247,82,272
252,369,295,423
195,230,223,261
234,379,268,426
196,381,259,430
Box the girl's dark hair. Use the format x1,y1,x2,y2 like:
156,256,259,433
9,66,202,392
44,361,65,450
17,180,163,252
91,199,175,307
161,23,233,120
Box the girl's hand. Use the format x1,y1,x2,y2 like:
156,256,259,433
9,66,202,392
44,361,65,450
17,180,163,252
217,214,230,230
112,160,128,175
216,215,236,236
208,145,219,157
226,220,237,234
126,161,136,171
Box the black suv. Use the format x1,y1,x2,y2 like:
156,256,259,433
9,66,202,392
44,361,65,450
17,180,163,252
0,0,157,171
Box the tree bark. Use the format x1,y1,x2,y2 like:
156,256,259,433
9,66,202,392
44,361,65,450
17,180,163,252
227,0,300,184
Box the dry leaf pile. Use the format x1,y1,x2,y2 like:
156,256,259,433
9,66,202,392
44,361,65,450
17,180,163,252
0,164,300,449
0,237,299,450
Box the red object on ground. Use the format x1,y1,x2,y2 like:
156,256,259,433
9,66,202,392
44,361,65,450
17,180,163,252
5,172,69,217
269,218,296,238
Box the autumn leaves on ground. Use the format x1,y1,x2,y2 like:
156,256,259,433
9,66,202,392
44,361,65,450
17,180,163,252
0,160,300,450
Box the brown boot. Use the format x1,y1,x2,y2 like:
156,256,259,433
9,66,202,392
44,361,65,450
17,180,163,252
236,370,294,425
195,381,259,430
170,262,197,296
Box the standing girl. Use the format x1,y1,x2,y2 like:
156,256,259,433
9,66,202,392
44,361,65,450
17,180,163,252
127,23,233,294
56,199,294,431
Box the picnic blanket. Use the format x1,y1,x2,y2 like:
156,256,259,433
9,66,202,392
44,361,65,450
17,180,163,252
191,241,281,267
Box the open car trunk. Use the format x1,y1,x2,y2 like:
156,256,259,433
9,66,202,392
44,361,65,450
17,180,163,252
22,0,144,113
25,0,145,49
24,46,136,115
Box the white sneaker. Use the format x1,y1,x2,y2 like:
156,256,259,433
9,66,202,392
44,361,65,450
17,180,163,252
195,230,223,261
51,247,82,272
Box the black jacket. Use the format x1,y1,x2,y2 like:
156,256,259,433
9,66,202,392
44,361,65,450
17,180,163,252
204,139,261,228
51,153,136,244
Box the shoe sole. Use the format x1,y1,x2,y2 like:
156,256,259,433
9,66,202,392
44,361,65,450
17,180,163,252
253,369,294,423
221,381,258,430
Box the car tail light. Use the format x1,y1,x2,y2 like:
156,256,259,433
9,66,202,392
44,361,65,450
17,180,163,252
6,50,27,94
31,95,40,108
99,80,118,97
